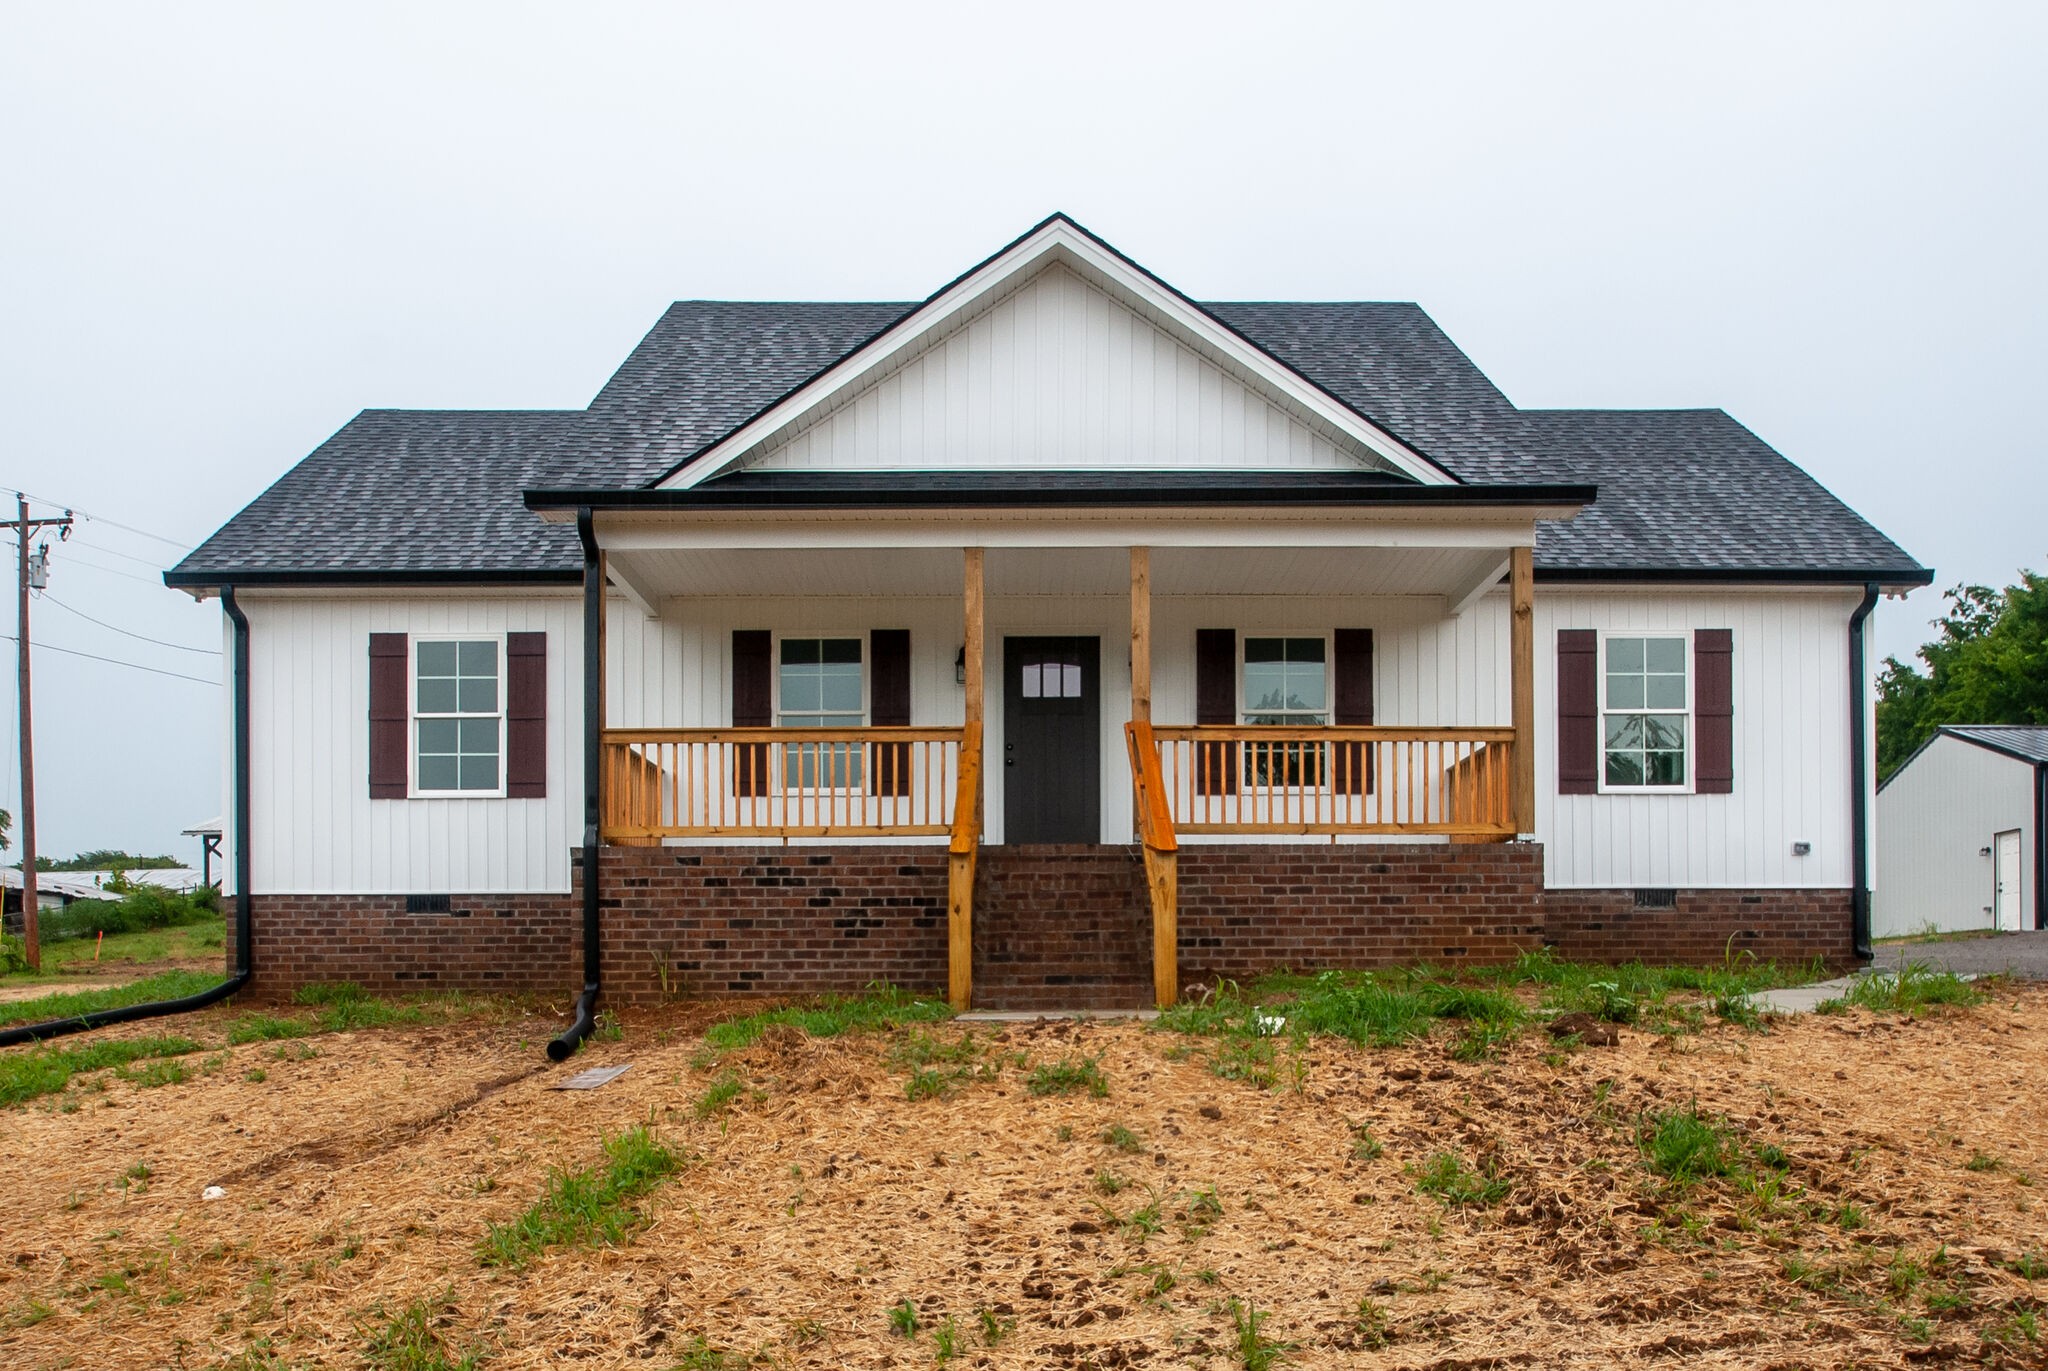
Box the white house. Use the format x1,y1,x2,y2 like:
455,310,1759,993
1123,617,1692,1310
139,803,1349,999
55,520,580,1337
166,215,1930,1033
1876,726,2046,937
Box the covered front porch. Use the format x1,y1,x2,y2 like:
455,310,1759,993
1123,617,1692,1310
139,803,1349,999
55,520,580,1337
556,498,1558,1011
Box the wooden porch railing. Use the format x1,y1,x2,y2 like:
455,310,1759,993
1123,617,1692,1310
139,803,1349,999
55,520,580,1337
1125,721,1179,1008
601,726,967,841
1143,725,1518,838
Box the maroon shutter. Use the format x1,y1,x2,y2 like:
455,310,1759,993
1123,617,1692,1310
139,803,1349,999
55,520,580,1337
1694,629,1733,794
869,629,912,798
1195,628,1238,796
505,631,547,798
369,633,409,799
732,630,772,797
1557,629,1598,795
1333,628,1375,796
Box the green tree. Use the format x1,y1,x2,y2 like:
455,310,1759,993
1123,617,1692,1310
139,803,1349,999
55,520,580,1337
1878,568,2048,779
0,808,10,852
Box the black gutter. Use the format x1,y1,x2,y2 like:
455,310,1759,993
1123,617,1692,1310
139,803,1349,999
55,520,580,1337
0,587,254,1047
1539,566,1935,588
547,508,604,1062
523,482,1599,512
1848,583,1880,961
165,567,582,591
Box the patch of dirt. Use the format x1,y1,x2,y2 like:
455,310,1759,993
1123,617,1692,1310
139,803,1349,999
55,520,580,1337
0,989,2045,1369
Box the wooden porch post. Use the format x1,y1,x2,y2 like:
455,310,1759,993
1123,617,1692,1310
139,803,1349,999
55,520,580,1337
948,547,985,1010
1510,545,1535,835
1129,547,1151,724
1130,545,1176,1007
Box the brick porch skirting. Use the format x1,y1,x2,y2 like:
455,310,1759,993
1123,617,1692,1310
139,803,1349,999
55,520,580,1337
239,843,1857,1004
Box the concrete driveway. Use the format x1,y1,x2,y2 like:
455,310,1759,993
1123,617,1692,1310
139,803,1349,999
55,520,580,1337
1869,930,2048,981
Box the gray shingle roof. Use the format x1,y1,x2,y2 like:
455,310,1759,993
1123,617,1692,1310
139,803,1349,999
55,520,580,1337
173,411,587,581
1943,725,2048,767
168,298,1929,587
1520,409,1924,577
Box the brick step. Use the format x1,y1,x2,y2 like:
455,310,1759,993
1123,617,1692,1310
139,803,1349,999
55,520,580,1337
970,844,1154,1010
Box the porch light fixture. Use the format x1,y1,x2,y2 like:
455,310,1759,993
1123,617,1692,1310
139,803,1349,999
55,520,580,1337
955,645,967,685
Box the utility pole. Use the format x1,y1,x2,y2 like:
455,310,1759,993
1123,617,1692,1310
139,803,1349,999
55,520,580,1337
15,495,73,972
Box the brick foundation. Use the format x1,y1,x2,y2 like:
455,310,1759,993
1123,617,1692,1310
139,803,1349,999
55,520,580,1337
246,891,579,999
240,842,1857,1005
1542,887,1855,968
1177,843,1549,984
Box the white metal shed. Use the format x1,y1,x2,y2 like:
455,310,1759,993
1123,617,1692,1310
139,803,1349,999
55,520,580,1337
1875,726,2047,937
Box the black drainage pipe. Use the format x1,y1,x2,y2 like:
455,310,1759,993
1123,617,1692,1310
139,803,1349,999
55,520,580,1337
0,585,254,1047
1848,582,1879,962
547,509,603,1063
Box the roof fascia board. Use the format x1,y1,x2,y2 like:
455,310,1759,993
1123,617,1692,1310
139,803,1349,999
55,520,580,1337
528,482,1592,516
163,568,583,592
657,216,1461,490
592,512,1548,554
1535,566,1935,589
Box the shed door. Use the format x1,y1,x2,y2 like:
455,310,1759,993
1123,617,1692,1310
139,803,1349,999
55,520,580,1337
1002,636,1101,844
1993,829,2022,932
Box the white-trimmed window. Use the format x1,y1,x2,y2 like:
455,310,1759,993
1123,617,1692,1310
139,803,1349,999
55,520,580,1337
1241,635,1329,785
1601,632,1690,790
776,635,865,788
413,637,503,795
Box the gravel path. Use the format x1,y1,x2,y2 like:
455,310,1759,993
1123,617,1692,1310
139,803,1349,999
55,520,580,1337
1869,930,2048,981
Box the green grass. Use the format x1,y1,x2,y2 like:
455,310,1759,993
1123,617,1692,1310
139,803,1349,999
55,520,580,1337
887,1298,919,1338
1101,1123,1144,1153
362,1296,477,1371
0,1034,203,1105
1639,1104,1743,1188
293,981,431,1032
0,915,227,984
1819,962,1986,1015
1027,1054,1108,1097
478,1126,683,1267
1411,1150,1512,1208
1227,1296,1291,1370
0,969,227,1029
224,1013,313,1044
693,1069,746,1118
698,984,952,1055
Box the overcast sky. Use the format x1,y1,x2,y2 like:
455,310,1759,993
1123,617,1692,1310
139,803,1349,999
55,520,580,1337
3,2,2042,864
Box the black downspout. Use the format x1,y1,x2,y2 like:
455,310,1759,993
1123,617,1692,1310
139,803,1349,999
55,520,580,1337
547,509,603,1062
0,585,254,1046
1848,583,1880,962
2035,761,2047,932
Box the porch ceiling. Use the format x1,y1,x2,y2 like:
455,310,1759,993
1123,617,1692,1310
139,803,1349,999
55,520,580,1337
606,543,1511,602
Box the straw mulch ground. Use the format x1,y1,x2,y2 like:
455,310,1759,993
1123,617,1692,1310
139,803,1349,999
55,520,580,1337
1,986,2044,1370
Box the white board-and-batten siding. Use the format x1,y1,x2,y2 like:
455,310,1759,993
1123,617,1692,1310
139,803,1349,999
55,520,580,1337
227,585,1861,896
1874,735,2036,937
229,594,583,896
740,262,1384,475
608,586,1862,890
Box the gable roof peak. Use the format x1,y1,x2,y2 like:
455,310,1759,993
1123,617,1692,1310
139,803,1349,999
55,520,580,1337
652,214,1462,490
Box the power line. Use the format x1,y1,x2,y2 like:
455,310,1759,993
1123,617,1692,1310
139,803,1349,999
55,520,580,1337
38,551,167,589
4,484,194,550
38,594,219,655
66,537,167,571
0,633,221,687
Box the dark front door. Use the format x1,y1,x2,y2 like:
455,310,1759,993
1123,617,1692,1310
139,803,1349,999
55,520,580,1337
1002,636,1101,844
